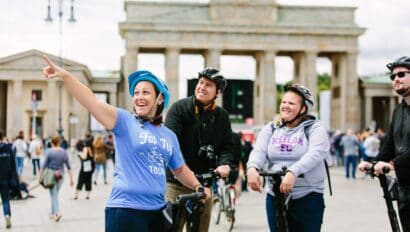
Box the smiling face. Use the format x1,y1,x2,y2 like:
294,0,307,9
194,77,219,105
391,67,410,97
280,91,305,125
132,81,163,118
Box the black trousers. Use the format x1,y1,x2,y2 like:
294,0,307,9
398,185,410,232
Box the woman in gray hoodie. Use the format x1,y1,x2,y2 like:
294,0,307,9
247,84,330,232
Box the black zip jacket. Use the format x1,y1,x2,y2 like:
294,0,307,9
377,100,410,186
165,96,234,184
0,142,18,184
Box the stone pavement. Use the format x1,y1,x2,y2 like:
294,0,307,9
3,162,400,231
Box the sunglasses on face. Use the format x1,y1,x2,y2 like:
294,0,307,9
390,71,410,81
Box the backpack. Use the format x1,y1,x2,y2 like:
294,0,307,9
270,122,333,196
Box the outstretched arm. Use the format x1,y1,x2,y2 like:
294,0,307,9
43,55,117,130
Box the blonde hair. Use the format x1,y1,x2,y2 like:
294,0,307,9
93,134,104,148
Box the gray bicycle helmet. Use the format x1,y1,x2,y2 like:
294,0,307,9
284,84,314,114
386,56,410,71
198,67,227,92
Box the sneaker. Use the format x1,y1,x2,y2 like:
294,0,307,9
5,215,11,229
55,214,62,222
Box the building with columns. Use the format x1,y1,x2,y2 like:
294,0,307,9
119,0,365,130
0,1,399,140
359,74,398,132
0,49,120,140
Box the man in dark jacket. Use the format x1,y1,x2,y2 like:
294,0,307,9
0,132,18,229
165,67,233,232
359,56,410,231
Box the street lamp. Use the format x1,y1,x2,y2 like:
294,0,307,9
45,0,77,136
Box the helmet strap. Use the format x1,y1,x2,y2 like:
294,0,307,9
282,105,305,126
134,93,163,126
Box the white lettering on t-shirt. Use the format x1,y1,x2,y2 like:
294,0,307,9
149,165,165,175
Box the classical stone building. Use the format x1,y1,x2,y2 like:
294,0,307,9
0,1,399,140
359,74,398,132
0,49,120,140
119,0,365,131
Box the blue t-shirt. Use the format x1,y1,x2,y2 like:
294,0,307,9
106,108,185,210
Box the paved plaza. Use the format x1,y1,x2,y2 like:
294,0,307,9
2,158,399,232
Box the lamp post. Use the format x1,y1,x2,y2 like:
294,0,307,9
45,0,76,136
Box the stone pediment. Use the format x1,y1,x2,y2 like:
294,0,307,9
0,49,87,71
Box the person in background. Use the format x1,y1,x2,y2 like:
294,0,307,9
165,67,233,232
59,136,68,150
247,84,329,232
240,135,253,191
12,131,27,177
92,134,107,185
0,132,18,229
73,138,94,200
363,132,380,163
104,134,115,165
29,134,43,178
39,135,74,222
359,56,410,231
340,128,360,179
42,55,210,231
229,132,242,194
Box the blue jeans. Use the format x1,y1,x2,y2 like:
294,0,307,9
15,156,25,176
105,207,167,232
0,179,11,216
93,163,107,183
49,176,64,215
266,192,325,232
344,155,358,179
32,158,40,176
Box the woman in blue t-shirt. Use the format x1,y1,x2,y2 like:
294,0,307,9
42,55,211,232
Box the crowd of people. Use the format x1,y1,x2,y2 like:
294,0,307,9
0,55,409,232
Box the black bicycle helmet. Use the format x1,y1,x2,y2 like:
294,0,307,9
386,56,410,71
198,67,227,92
284,84,314,114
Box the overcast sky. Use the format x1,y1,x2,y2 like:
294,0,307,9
1,0,410,92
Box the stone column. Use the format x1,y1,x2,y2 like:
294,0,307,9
338,54,348,131
365,95,372,127
123,48,139,110
345,52,360,131
292,53,303,84
304,51,318,113
205,49,222,105
46,80,58,136
292,51,317,112
255,50,277,124
165,47,180,104
205,49,221,69
11,80,23,136
109,91,117,107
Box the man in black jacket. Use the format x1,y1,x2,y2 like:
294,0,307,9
0,132,17,229
165,67,233,232
359,56,410,231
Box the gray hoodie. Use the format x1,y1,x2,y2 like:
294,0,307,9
247,118,330,199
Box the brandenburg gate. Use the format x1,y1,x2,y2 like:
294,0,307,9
119,0,365,130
